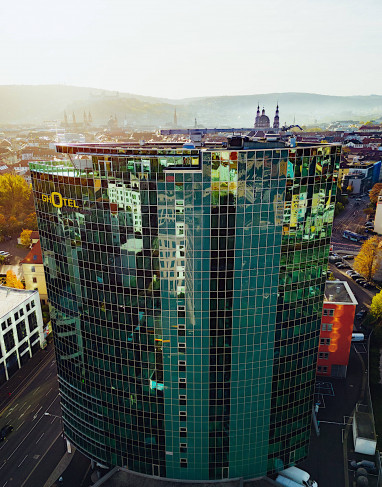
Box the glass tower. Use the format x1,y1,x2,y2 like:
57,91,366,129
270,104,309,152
30,141,340,481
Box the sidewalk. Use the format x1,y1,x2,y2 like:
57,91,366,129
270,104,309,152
43,446,77,487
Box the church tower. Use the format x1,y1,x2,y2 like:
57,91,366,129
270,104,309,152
273,104,280,129
254,104,260,127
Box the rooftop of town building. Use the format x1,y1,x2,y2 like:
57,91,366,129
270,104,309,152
324,280,358,305
0,286,39,317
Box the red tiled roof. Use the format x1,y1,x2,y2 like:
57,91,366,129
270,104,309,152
20,240,43,265
30,231,39,239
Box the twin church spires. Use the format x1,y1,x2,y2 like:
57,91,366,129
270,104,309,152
254,104,279,130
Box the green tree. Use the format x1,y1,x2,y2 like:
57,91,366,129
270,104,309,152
354,236,382,281
19,229,32,247
371,290,382,320
369,183,382,206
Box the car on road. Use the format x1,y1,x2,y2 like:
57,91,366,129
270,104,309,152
355,197,362,202
0,251,10,256
365,222,374,228
0,424,13,441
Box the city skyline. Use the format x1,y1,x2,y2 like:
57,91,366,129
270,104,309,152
1,0,382,99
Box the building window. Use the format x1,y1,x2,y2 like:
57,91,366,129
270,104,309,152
180,427,187,438
179,394,187,406
319,352,329,360
1,321,5,331
32,277,37,283
177,305,185,318
323,308,334,317
179,411,187,421
179,378,187,389
320,338,331,346
178,324,186,337
26,303,30,311
178,360,186,372
28,311,38,332
16,320,27,342
4,330,15,353
317,366,328,373
180,458,188,468
178,343,186,354
31,300,35,308
327,323,333,331
7,317,11,327
14,311,19,321
31,266,35,272
180,443,187,454
20,309,24,317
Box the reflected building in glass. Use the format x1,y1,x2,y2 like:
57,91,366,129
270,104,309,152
30,140,340,482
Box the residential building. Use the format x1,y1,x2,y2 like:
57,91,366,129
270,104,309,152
20,240,48,303
317,281,357,377
30,139,341,482
0,287,44,384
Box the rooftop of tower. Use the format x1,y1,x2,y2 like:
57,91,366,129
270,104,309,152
54,137,340,155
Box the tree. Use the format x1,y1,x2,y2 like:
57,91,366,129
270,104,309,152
19,229,32,247
0,174,33,220
5,270,24,289
7,216,21,236
0,213,6,237
353,236,382,281
371,290,382,321
369,183,382,206
23,212,38,230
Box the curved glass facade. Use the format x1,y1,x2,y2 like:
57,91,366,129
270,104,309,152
30,142,340,481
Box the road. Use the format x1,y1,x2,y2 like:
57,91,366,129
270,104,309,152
331,195,371,253
0,348,65,487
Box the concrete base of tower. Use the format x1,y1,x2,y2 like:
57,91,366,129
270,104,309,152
91,467,280,487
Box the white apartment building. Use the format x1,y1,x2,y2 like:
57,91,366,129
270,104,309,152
0,287,44,384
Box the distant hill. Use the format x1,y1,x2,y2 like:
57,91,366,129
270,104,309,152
0,85,382,127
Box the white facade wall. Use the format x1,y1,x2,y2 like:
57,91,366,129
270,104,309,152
0,289,44,383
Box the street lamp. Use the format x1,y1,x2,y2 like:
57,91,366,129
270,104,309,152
44,412,62,420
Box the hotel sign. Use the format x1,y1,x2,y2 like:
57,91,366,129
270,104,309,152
42,192,79,208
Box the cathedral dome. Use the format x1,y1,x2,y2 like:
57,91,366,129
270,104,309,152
258,114,270,125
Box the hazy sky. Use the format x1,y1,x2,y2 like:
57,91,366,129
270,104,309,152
1,0,381,99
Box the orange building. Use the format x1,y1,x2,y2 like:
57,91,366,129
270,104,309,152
317,280,357,378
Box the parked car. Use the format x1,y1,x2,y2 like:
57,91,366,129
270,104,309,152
356,309,367,320
365,228,376,234
361,282,372,289
0,251,10,257
337,263,350,269
0,425,13,441
342,255,354,260
347,271,359,277
349,460,377,474
329,256,342,263
354,277,366,284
